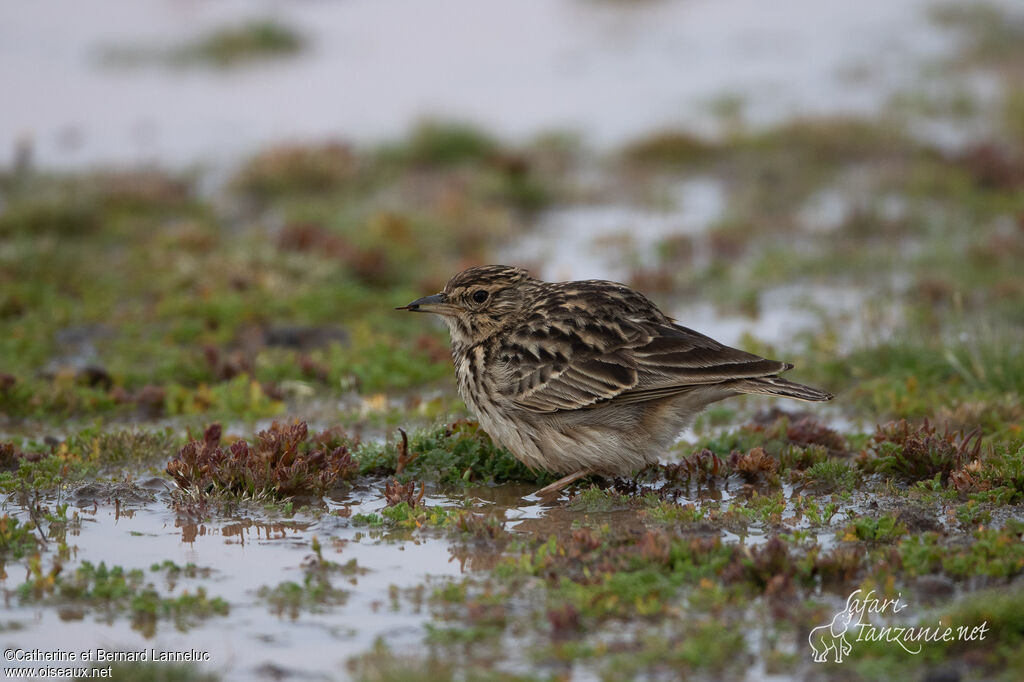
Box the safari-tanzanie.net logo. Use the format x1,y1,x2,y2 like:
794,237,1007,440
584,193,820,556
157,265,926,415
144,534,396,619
808,588,989,663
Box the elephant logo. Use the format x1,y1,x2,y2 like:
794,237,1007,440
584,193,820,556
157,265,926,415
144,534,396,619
808,590,863,663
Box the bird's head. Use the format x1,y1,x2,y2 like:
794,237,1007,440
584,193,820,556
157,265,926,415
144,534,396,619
398,265,537,345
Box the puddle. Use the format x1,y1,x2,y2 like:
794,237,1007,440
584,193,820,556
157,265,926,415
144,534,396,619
0,446,976,681
672,281,889,350
503,177,726,282
2,486,464,680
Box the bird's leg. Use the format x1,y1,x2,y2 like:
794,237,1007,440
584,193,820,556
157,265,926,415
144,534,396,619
534,470,591,497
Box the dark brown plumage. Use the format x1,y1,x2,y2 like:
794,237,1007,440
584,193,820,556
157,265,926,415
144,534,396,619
400,265,832,491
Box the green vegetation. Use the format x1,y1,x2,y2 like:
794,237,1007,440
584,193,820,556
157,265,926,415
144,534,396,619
18,560,228,636
843,514,908,543
356,420,553,486
0,514,38,559
100,19,305,69
174,20,305,67
4,3,1024,677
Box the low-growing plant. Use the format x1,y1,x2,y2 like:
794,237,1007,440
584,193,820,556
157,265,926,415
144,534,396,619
843,514,908,543
357,420,552,486
868,419,982,484
0,514,38,559
166,421,357,499
803,459,859,492
18,560,228,636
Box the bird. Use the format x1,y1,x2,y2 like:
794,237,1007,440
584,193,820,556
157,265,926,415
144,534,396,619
398,265,832,495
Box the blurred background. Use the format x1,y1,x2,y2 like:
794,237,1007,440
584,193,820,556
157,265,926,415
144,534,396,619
1,0,1022,435
2,0,951,168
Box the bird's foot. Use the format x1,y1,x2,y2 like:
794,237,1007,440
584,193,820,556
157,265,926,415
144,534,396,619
533,470,592,498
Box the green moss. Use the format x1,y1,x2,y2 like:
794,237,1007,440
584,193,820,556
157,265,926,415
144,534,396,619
356,421,553,486
804,459,859,492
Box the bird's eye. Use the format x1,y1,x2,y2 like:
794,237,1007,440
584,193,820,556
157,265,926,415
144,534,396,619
472,290,489,304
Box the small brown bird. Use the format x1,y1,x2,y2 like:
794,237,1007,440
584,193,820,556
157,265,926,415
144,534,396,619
399,265,832,494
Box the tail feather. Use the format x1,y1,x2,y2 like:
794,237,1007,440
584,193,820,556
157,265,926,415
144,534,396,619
736,376,833,402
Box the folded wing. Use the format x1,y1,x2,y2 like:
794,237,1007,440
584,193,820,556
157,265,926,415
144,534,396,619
503,318,790,414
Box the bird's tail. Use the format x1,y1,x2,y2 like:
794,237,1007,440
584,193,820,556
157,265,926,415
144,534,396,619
735,376,833,402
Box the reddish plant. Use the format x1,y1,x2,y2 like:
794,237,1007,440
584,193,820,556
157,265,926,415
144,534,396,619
383,478,424,508
167,421,357,498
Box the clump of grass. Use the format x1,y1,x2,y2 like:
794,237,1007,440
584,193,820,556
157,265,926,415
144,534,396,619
973,445,1024,501
351,502,454,531
940,584,1024,656
166,421,357,499
131,585,230,637
799,498,839,526
163,375,285,420
231,142,357,197
867,419,982,484
61,426,179,467
620,130,715,167
643,501,705,524
172,20,305,67
0,192,102,237
843,514,908,543
382,121,499,167
803,459,859,492
0,453,96,494
357,420,552,486
567,486,632,513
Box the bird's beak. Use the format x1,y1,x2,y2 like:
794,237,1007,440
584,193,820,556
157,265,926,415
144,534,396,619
395,293,462,316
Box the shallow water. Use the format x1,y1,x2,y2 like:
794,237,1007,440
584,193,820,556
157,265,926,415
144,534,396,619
2,468,862,679
2,485,461,679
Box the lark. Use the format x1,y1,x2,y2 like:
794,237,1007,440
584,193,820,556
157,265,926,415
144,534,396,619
398,265,832,495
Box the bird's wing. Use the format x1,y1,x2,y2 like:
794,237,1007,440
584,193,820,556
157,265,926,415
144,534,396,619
502,319,788,414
